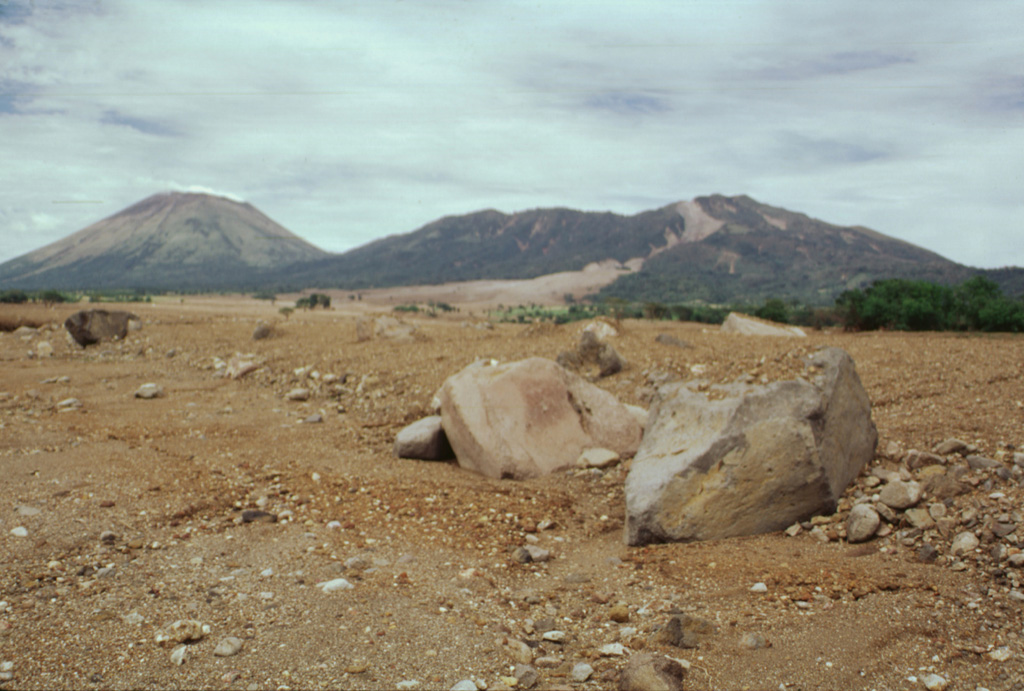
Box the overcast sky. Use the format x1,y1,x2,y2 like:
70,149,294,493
2,0,1022,268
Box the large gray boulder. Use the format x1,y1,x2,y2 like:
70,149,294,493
439,357,642,479
64,309,139,347
625,347,876,545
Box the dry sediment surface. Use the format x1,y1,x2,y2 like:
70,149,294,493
1,299,1024,690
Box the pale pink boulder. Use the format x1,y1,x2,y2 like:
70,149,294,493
439,357,642,480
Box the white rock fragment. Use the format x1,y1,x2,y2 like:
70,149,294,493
921,673,948,691
951,531,980,557
577,447,620,469
155,619,209,646
846,504,880,543
598,643,626,656
9,527,28,538
396,681,421,690
134,383,164,399
213,636,244,657
541,630,566,642
571,662,594,682
450,681,478,691
988,646,1012,661
316,578,354,593
56,397,82,412
750,582,768,593
170,645,188,666
285,388,310,401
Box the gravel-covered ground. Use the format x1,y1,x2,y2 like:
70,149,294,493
1,298,1023,691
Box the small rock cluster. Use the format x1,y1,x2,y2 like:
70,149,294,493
793,437,1024,585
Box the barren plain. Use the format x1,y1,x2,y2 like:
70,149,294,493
1,293,1023,691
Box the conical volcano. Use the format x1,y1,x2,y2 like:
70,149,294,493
0,192,329,290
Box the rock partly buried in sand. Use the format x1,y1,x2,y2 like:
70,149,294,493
625,347,876,545
618,653,687,691
394,415,454,461
439,357,642,480
64,309,140,347
720,312,806,338
374,316,417,341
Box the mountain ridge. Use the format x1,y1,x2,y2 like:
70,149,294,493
1,191,1021,302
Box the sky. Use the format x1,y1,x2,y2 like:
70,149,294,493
1,0,1022,268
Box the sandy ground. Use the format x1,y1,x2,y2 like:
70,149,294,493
1,297,1024,691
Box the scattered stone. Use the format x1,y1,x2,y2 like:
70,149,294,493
226,356,261,379
396,680,421,690
514,664,539,689
155,620,209,646
904,507,935,530
56,398,82,412
649,614,715,650
921,673,948,691
626,348,876,544
9,527,27,538
609,604,630,623
572,662,594,682
240,510,277,524
450,681,478,691
64,310,139,347
989,646,1012,661
846,504,880,543
394,416,454,461
750,583,768,593
35,341,53,358
917,544,939,563
933,438,971,456
577,447,620,469
170,645,188,666
618,653,687,691
505,639,534,664
439,357,642,480
213,636,244,657
720,312,806,338
598,643,627,657
285,388,310,401
523,545,551,562
739,632,767,650
374,316,417,341
906,450,944,469
316,578,354,593
15,506,40,517
950,532,980,557
967,454,1002,471
655,334,690,349
542,630,566,643
878,480,922,510
134,383,164,399
302,413,323,424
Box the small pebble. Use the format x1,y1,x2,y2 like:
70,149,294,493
750,582,768,593
9,527,27,538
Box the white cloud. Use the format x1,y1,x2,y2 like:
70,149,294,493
2,0,1023,269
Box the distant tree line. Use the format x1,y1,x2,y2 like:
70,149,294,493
835,276,1024,332
295,293,332,309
